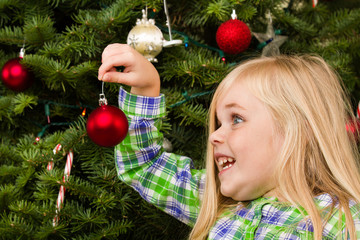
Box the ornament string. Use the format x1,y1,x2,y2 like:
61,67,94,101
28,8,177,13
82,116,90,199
46,144,74,226
101,81,104,96
99,81,107,106
163,0,173,41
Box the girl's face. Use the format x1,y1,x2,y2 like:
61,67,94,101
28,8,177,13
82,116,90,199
210,80,284,201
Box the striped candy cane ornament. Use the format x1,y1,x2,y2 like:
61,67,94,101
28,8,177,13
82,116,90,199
47,144,62,171
312,0,318,7
47,144,74,226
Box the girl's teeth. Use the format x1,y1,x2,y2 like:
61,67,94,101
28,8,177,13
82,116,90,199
222,164,233,170
218,157,235,168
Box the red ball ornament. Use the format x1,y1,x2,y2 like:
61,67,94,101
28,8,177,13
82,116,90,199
346,118,360,141
216,18,251,55
1,58,34,92
86,104,129,147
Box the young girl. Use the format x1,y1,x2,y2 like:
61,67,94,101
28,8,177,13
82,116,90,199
98,43,360,239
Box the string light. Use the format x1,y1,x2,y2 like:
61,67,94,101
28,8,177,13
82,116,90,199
34,136,41,145
184,36,189,48
219,51,226,63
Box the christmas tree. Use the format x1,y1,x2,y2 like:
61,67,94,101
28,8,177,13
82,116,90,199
0,0,359,239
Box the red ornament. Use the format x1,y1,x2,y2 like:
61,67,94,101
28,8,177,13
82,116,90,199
216,19,252,55
86,104,129,147
1,58,34,91
346,118,360,141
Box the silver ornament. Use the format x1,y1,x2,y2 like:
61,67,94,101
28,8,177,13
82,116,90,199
162,138,173,152
127,7,182,62
252,13,288,57
127,9,164,62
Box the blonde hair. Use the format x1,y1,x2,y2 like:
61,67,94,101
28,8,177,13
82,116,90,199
190,55,360,240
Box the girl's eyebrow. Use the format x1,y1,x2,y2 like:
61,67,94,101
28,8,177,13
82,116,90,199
224,102,246,110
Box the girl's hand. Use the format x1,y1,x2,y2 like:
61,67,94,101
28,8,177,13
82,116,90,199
98,43,160,97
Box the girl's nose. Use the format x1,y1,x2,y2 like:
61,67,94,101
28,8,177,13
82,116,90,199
209,128,225,145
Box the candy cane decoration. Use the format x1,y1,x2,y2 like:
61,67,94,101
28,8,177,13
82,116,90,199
47,144,74,226
312,0,318,8
47,144,62,171
357,101,360,118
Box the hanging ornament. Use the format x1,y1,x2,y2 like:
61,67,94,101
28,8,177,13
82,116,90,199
252,12,288,57
162,138,173,152
312,0,318,7
86,86,128,147
215,9,252,55
346,118,360,141
127,9,164,62
127,4,182,62
1,47,34,91
46,144,74,226
346,101,360,142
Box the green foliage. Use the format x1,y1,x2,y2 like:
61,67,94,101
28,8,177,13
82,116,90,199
12,93,38,115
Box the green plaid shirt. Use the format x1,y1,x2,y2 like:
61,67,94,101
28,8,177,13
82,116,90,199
115,88,360,239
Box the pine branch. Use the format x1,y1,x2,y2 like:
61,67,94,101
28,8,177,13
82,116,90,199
72,219,133,240
273,10,317,37
160,47,229,88
88,219,134,239
60,116,87,151
319,8,360,39
22,54,75,91
12,93,38,115
165,123,207,165
203,0,233,22
179,103,208,127
73,0,136,38
8,200,39,223
0,184,19,212
33,220,69,240
0,212,34,238
0,165,22,183
0,26,24,45
23,15,57,48
0,96,14,125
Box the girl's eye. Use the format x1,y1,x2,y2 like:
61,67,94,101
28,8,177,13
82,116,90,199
232,115,243,125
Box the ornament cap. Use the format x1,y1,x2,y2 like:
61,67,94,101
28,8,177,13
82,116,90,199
19,47,25,59
99,93,108,106
231,9,237,20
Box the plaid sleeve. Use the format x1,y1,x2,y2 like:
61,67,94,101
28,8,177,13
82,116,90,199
115,87,205,227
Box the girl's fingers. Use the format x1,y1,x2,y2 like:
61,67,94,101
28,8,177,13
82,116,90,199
102,71,138,86
98,54,132,81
